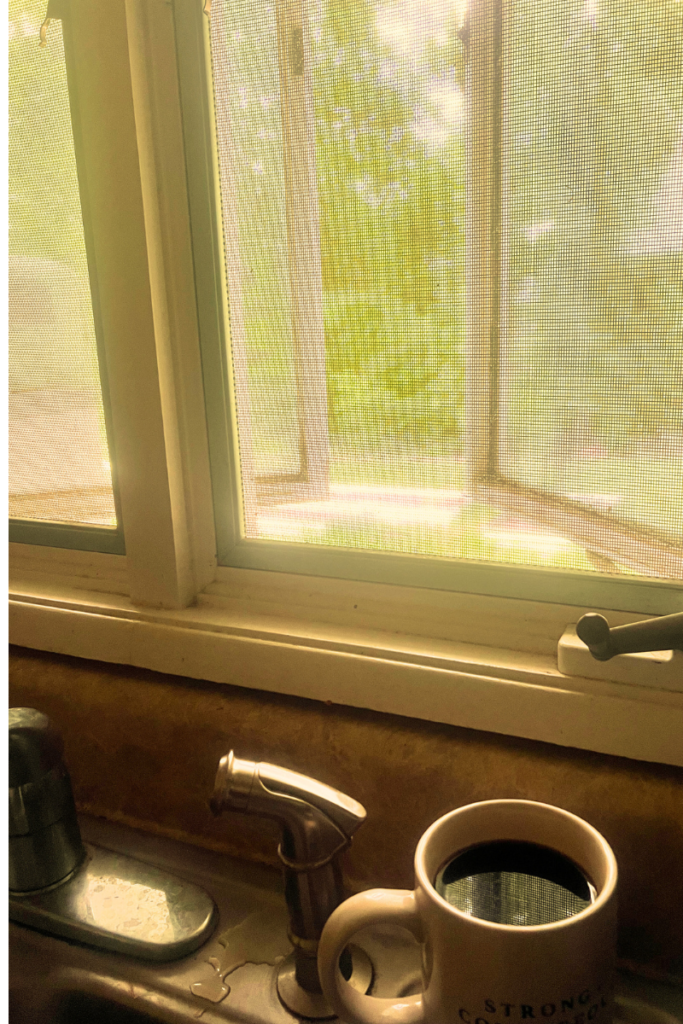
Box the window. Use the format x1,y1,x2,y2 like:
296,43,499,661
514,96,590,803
9,0,683,767
8,0,123,553
177,0,683,605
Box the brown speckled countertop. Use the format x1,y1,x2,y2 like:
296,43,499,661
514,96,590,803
9,643,683,986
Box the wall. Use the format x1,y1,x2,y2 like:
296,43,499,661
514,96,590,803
8,644,683,985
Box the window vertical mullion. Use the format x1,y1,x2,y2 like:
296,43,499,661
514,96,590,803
205,0,260,537
275,0,330,500
125,0,218,595
466,0,503,489
65,0,206,608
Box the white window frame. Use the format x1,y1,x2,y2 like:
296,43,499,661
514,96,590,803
8,0,683,769
180,0,683,589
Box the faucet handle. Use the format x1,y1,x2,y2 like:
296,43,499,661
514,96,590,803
9,707,65,788
9,708,85,892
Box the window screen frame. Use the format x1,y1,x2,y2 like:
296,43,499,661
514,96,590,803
174,0,682,616
8,0,125,556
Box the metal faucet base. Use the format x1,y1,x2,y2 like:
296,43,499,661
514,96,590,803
277,944,373,1019
9,841,217,962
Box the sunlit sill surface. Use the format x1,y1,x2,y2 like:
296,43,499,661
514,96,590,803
9,579,683,698
9,816,683,1024
9,560,683,767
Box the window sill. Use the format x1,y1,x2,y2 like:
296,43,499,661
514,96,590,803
9,549,683,768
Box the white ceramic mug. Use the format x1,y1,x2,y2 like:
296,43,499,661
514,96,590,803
318,800,618,1024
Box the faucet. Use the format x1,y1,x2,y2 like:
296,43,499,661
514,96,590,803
9,708,217,959
211,750,372,1018
576,611,683,662
9,707,86,893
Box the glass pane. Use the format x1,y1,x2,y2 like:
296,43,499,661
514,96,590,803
8,2,117,528
209,0,681,579
501,0,683,570
212,0,470,548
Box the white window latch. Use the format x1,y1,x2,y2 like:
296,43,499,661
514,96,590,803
558,612,683,692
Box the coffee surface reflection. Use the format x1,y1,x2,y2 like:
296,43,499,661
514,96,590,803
434,840,595,926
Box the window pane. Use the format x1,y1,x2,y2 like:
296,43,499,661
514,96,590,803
8,2,117,528
212,0,471,549
208,0,681,579
502,0,683,568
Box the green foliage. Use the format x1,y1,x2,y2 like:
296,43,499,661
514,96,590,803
311,0,467,444
324,293,464,444
8,0,104,392
216,0,682,548
11,0,680,534
8,0,85,266
218,0,468,450
506,0,683,462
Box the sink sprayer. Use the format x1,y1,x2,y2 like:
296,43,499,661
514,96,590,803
211,750,373,1018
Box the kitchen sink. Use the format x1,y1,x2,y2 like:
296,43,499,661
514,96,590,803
9,815,683,1024
11,989,160,1024
9,814,423,1024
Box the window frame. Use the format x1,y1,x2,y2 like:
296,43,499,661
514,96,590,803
176,0,683,609
8,0,683,770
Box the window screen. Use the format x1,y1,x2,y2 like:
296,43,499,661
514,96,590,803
207,0,682,579
210,0,304,483
501,0,683,573
8,0,117,530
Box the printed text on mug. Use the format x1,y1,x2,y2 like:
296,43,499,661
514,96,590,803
456,990,610,1024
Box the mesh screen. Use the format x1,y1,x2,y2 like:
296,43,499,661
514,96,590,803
209,0,682,577
501,0,683,569
8,1,117,528
210,0,303,480
435,841,594,926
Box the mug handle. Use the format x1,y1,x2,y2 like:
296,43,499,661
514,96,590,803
318,889,425,1024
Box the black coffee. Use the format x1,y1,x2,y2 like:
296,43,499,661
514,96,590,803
434,841,595,926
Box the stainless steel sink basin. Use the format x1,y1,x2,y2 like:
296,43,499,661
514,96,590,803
11,989,160,1024
9,815,683,1024
9,815,424,1024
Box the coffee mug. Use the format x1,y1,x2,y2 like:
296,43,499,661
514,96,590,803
318,800,618,1024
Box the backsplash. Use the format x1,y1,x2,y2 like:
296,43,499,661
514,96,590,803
9,643,683,986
